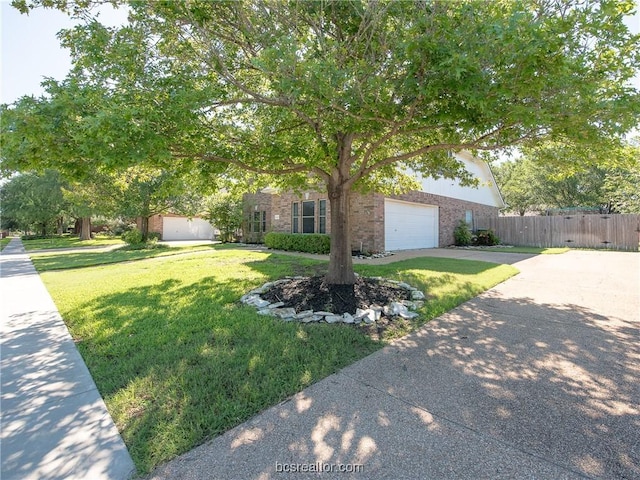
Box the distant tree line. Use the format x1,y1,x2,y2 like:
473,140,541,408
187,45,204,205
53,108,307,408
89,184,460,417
493,139,640,216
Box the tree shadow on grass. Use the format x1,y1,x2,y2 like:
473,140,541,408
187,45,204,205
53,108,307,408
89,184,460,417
68,270,380,474
145,293,639,480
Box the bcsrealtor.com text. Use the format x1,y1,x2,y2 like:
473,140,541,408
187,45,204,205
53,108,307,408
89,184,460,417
275,462,364,474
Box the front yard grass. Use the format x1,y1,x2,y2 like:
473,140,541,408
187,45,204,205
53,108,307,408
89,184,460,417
37,248,517,474
0,237,12,251
22,234,124,251
30,243,218,271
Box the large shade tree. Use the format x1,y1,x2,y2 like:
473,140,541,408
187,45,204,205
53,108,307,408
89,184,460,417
8,0,640,284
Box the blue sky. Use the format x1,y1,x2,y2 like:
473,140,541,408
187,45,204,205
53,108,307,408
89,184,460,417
1,1,639,106
0,1,127,104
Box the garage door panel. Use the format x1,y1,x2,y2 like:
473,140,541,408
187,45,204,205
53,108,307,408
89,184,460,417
162,217,214,241
384,200,438,250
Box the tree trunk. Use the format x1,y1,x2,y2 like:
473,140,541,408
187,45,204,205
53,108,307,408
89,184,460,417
325,133,356,285
137,216,150,241
79,216,91,240
57,217,64,235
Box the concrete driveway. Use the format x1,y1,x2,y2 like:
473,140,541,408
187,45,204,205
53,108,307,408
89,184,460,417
147,250,639,479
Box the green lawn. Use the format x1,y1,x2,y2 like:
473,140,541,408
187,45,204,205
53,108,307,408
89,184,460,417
37,248,517,474
31,244,219,271
22,235,124,251
0,237,12,251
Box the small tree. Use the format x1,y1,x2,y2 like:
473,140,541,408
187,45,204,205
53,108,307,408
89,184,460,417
492,159,541,216
206,193,243,242
113,167,207,240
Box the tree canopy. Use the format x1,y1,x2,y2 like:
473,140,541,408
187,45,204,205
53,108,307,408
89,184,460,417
5,0,640,283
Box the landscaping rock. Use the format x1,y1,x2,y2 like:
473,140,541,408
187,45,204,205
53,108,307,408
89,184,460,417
242,276,424,327
356,308,378,324
240,294,258,304
254,298,271,308
272,308,297,319
384,302,409,317
411,290,426,300
324,315,343,324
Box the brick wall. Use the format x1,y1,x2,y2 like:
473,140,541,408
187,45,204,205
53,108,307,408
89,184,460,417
147,215,164,237
243,192,274,243
265,191,331,235
350,193,385,252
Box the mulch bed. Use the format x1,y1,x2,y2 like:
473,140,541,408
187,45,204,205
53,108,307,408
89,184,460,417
261,275,411,315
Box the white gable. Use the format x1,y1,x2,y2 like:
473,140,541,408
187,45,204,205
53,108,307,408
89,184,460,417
413,151,505,208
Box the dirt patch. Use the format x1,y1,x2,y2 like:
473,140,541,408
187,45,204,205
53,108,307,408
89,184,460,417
261,276,411,315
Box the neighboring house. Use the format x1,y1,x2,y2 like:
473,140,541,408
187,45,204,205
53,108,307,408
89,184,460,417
243,151,505,251
146,214,216,241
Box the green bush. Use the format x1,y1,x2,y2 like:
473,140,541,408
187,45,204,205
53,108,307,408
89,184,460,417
453,220,472,246
108,220,136,237
475,229,500,246
122,228,144,246
264,232,331,254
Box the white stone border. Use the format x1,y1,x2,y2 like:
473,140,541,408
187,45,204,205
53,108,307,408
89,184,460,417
240,276,425,324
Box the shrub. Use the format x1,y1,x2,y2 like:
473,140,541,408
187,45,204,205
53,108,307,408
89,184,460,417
122,228,144,246
264,232,330,254
453,220,472,246
105,219,135,236
475,229,500,246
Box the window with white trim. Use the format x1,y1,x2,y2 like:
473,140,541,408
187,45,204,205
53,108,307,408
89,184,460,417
292,203,300,233
291,199,327,234
319,200,327,234
302,201,315,233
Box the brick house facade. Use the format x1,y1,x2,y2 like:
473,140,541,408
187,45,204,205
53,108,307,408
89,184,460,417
243,152,504,251
243,189,500,251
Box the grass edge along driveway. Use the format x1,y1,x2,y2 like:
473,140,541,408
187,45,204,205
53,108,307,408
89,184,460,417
37,248,518,474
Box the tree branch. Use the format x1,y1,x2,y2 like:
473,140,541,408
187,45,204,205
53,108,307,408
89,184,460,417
170,148,329,181
355,124,539,181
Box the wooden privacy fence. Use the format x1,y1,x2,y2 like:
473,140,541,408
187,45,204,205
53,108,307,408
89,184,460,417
475,214,640,251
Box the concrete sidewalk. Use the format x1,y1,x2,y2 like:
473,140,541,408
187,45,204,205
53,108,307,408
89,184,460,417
147,249,640,479
1,238,135,480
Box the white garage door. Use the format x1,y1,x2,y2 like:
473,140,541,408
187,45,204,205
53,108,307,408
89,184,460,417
162,217,214,241
384,199,438,250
